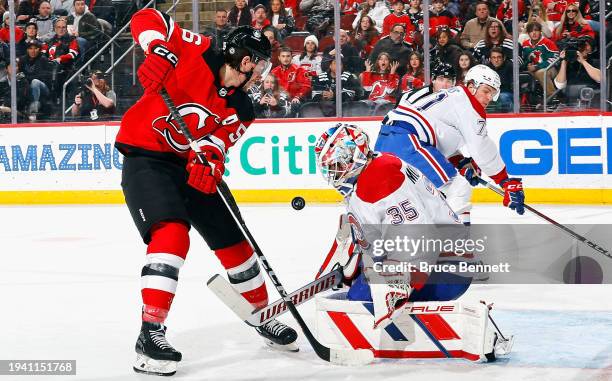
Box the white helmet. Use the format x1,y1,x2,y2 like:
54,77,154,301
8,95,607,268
464,64,501,101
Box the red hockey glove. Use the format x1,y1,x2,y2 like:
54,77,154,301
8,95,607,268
137,40,178,93
457,157,481,186
186,140,225,194
500,177,525,215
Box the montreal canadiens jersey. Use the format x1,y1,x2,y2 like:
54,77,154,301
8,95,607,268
384,85,506,178
346,153,460,228
115,9,254,159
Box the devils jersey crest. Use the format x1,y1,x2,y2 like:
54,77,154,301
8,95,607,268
152,103,221,153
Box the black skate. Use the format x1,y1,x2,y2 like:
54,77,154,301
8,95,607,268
255,319,299,352
133,321,182,376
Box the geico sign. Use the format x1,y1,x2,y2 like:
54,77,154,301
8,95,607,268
499,127,612,175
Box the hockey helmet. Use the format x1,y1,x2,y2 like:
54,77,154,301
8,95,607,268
464,64,501,101
223,26,273,79
431,61,456,81
315,124,371,197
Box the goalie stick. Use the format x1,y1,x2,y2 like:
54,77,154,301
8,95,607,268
159,89,374,366
476,177,611,260
208,268,343,327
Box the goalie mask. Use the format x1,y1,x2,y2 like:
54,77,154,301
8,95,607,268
315,124,371,197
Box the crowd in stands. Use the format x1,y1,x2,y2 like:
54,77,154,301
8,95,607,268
0,0,609,123
0,0,123,122
209,0,608,118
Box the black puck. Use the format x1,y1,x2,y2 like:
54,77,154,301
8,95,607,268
291,196,305,210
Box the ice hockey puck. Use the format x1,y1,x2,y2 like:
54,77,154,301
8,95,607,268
291,196,305,210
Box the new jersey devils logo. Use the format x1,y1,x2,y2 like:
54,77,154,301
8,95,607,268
152,103,221,152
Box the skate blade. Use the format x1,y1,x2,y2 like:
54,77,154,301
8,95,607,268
133,353,178,376
263,338,299,352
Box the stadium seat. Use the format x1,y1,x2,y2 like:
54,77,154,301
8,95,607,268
340,15,353,31
295,16,308,31
318,36,335,52
283,35,306,54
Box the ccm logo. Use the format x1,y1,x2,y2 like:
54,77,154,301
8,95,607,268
152,45,179,67
506,183,522,190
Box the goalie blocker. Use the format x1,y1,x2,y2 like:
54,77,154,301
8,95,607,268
315,293,513,362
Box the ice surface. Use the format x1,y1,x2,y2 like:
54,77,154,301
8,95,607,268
1,203,612,381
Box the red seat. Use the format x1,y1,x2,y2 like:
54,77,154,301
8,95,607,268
340,14,354,31
318,36,335,52
283,35,306,55
295,15,308,31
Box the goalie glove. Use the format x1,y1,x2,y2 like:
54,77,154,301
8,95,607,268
316,213,361,285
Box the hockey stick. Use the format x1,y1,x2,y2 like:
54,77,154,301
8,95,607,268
159,89,374,365
208,268,343,326
476,177,611,260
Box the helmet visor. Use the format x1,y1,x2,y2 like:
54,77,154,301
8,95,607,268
253,58,272,81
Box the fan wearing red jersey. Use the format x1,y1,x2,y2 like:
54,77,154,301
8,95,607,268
116,9,297,377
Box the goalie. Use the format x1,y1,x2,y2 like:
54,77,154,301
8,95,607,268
314,124,512,360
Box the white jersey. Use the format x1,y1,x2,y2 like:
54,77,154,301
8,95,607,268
346,153,460,236
384,85,505,178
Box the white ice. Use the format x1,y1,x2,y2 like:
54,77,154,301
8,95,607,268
1,203,612,381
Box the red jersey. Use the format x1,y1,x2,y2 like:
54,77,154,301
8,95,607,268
543,0,578,22
428,9,461,37
361,72,399,103
399,72,424,93
270,63,312,100
382,13,415,43
116,9,254,160
0,27,24,43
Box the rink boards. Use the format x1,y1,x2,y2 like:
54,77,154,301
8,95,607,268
0,112,611,204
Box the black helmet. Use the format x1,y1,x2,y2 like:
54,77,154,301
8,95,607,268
223,26,272,63
431,61,456,80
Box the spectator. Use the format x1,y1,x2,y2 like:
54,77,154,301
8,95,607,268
47,17,79,93
496,0,526,33
17,39,53,118
487,46,513,112
552,5,595,44
17,0,43,23
473,18,514,65
519,4,555,43
291,35,322,77
407,0,423,33
203,9,232,52
67,0,102,57
431,27,462,68
521,22,559,98
398,51,424,94
252,4,271,30
270,47,312,109
323,28,362,74
299,0,334,39
360,52,400,105
56,0,77,16
85,0,113,26
428,0,461,37
250,73,292,118
351,0,390,34
543,0,571,23
0,63,29,120
267,0,294,41
311,55,363,103
0,11,25,43
15,20,39,56
228,0,251,27
35,1,57,41
554,36,601,103
262,27,280,67
342,0,360,15
382,0,415,44
455,51,476,85
71,69,115,120
369,23,412,76
459,1,505,50
284,0,299,17
352,14,380,60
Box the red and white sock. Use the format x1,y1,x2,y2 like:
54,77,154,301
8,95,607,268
215,240,268,309
141,221,190,323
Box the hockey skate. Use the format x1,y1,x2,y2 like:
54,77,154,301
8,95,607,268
133,321,182,376
255,319,299,352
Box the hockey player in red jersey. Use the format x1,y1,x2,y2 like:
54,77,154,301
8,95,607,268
115,9,297,376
